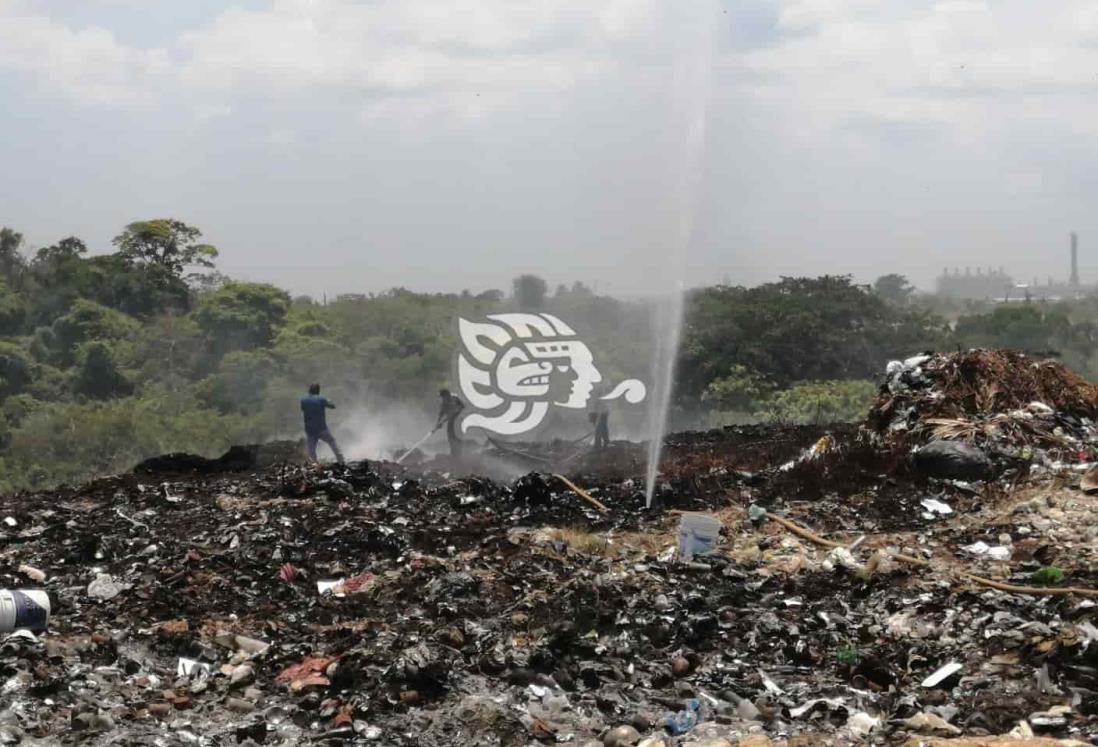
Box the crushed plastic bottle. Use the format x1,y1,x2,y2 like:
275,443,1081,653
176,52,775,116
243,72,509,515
663,698,702,736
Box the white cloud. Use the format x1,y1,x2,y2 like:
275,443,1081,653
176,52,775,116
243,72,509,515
174,0,660,96
0,0,168,104
0,0,665,111
735,0,1098,149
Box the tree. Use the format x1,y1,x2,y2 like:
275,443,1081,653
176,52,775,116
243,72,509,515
195,282,291,357
0,227,27,290
0,280,26,335
701,364,773,412
134,313,207,391
197,350,277,414
33,236,87,267
112,219,218,277
873,274,915,306
954,305,1071,354
0,341,35,399
84,254,191,317
73,342,132,400
758,380,877,424
512,275,548,310
51,299,140,363
678,275,946,403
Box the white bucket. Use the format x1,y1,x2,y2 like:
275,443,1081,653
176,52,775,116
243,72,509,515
0,590,50,632
677,513,722,561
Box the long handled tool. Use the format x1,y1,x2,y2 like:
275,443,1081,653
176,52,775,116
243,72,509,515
395,430,435,464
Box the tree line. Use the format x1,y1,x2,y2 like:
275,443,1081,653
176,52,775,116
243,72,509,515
2,220,1098,490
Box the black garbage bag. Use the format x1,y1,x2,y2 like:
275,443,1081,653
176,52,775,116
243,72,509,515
913,439,993,481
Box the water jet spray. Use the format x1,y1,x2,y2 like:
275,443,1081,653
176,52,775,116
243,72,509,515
643,1,717,508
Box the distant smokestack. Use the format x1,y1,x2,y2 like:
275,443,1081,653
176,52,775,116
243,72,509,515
1071,232,1079,286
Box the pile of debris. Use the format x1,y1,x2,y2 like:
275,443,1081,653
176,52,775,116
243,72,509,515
866,350,1098,478
0,349,1097,744
0,417,1094,745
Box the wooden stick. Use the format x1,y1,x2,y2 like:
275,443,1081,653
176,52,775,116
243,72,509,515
766,513,844,548
552,474,609,512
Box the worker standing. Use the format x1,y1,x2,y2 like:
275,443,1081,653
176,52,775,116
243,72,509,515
300,383,345,464
590,386,610,449
435,388,465,458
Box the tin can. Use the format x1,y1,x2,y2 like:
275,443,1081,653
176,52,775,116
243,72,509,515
0,590,51,632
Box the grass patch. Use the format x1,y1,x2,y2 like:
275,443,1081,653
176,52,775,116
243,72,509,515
1031,566,1066,584
836,642,859,666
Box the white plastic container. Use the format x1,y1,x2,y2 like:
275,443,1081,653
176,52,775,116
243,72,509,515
677,513,722,561
0,590,50,632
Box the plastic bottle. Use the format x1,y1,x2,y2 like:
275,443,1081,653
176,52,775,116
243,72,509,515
664,698,702,736
0,590,50,632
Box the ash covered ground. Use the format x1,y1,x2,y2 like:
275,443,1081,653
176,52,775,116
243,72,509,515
1,352,1098,746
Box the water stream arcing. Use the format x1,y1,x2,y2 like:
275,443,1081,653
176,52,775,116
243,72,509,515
643,1,718,508
644,288,685,507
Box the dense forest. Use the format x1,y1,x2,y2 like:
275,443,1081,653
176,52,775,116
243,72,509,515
3,220,1098,491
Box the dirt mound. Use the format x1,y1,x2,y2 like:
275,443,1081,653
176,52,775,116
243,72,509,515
132,440,305,476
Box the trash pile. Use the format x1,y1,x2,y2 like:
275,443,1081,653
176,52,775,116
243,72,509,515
0,412,1095,745
867,350,1098,477
0,349,1096,744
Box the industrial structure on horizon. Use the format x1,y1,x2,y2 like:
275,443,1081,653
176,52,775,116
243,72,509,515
935,233,1096,301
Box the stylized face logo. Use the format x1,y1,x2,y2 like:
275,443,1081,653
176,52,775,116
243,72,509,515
455,313,645,436
496,339,601,407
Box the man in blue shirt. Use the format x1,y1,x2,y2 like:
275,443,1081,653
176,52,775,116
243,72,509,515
301,383,344,463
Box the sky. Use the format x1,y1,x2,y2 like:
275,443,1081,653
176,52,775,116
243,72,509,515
2,0,1097,297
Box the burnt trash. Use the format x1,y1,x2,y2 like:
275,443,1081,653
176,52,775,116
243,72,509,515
0,384,1095,745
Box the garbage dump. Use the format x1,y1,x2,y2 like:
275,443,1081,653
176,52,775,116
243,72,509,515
867,350,1098,478
0,351,1096,744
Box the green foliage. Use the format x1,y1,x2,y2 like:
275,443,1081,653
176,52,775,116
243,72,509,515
195,282,291,357
112,219,218,277
29,327,58,364
0,393,40,450
702,364,774,412
13,218,1098,494
197,350,278,414
73,342,133,400
0,342,34,399
1,393,40,429
0,228,27,290
680,276,945,402
873,273,915,305
0,395,257,491
33,236,86,267
1031,566,1065,584
26,364,69,403
51,299,140,364
836,642,859,666
513,274,548,310
0,281,26,335
81,255,191,317
955,305,1070,353
757,380,878,424
132,313,208,389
